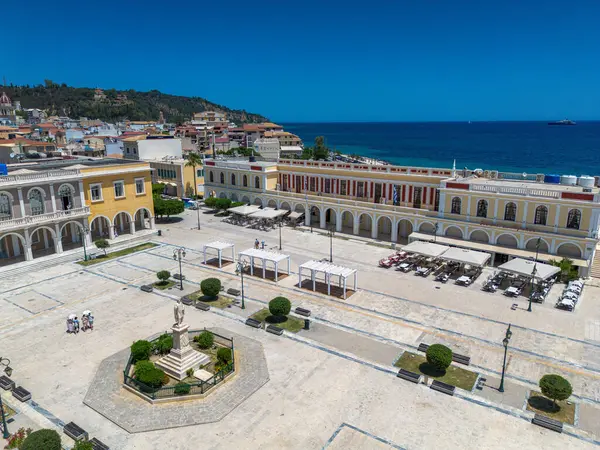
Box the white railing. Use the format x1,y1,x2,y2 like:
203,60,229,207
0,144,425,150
470,184,560,199
0,170,82,186
0,207,90,232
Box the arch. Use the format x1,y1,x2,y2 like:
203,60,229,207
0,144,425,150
294,203,305,213
29,226,57,258
60,221,85,250
218,191,227,199
243,175,248,187
26,186,47,199
556,242,582,259
241,195,250,204
357,212,373,236
253,197,263,207
451,197,461,214
418,221,436,235
219,172,225,184
377,216,393,240
397,219,414,242
0,191,13,220
340,210,354,231
267,199,277,209
469,229,490,243
59,220,84,235
57,183,76,196
134,207,152,230
525,237,549,253
444,225,463,239
324,207,338,227
254,176,261,189
280,201,291,211
230,193,239,202
209,171,214,183
0,232,26,266
30,225,56,240
476,199,488,218
566,209,581,230
534,205,548,226
309,205,321,226
57,183,75,210
112,211,133,225
504,202,517,221
113,211,133,235
231,173,236,186
27,187,45,216
496,233,518,248
90,215,111,240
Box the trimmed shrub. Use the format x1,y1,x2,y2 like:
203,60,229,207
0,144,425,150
22,429,61,450
217,347,233,364
94,238,109,256
134,360,155,378
269,297,291,318
153,333,173,355
156,270,171,283
204,197,218,209
174,382,191,395
136,362,167,389
201,278,221,298
131,340,152,362
425,344,453,372
73,441,94,450
195,331,214,349
539,374,573,407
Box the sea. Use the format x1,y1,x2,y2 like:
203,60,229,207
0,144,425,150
281,122,600,176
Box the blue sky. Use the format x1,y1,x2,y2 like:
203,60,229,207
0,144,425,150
3,1,600,122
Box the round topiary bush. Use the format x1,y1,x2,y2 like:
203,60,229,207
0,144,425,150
174,382,191,395
22,429,61,450
268,297,291,318
135,361,166,389
131,340,152,362
153,333,173,355
539,374,573,407
195,331,214,349
425,344,453,372
156,270,171,284
217,347,233,364
134,360,155,378
201,278,221,298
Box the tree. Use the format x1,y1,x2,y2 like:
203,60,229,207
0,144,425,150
269,297,291,319
156,270,171,284
73,441,94,450
152,333,173,355
131,340,152,362
94,238,109,256
313,136,329,160
549,258,578,283
539,374,572,408
185,153,203,199
217,347,232,364
204,197,218,209
154,198,184,219
22,429,61,450
195,330,214,349
201,278,221,298
152,183,166,197
425,344,453,372
215,198,232,211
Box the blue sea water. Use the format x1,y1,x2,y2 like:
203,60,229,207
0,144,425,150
281,122,600,175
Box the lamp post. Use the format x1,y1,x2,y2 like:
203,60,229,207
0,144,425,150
172,248,186,290
78,226,90,261
278,220,283,251
328,224,335,262
434,222,439,243
310,206,315,233
527,238,541,312
235,260,248,309
0,357,13,439
499,324,512,392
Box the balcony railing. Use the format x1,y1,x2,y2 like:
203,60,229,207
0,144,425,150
470,184,561,199
0,170,82,187
0,207,90,232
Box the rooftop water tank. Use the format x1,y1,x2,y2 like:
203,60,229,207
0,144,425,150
544,174,560,184
560,175,577,186
577,176,595,188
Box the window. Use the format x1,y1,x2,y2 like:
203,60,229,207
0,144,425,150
209,171,214,183
231,174,236,185
243,175,248,187
566,209,581,229
28,188,45,215
309,177,316,192
357,182,364,197
135,178,145,195
125,147,130,154
220,172,225,184
534,205,548,225
114,181,125,198
340,180,347,196
476,200,488,218
451,197,461,214
504,202,517,221
0,193,11,220
90,183,102,201
197,169,204,178
255,176,260,189
324,179,331,194
133,148,137,155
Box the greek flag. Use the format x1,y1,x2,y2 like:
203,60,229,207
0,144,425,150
393,185,399,204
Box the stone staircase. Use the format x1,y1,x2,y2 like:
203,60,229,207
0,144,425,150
590,245,600,279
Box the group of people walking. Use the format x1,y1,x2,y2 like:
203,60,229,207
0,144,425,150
66,310,94,334
254,239,266,250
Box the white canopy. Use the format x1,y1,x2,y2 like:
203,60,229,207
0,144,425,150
287,211,303,220
238,248,291,281
298,260,358,299
228,204,261,216
248,208,288,220
203,241,235,268
440,247,491,267
498,258,560,281
402,241,448,258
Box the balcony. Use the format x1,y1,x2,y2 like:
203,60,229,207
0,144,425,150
0,207,90,233
469,184,561,199
0,170,82,187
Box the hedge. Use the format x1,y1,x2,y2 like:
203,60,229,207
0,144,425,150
195,331,214,349
22,429,61,450
131,340,152,362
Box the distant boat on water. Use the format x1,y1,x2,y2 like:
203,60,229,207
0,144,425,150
548,119,576,126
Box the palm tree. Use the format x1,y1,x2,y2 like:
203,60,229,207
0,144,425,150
185,152,203,199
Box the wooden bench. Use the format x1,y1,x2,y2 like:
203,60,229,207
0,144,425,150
181,296,194,305
90,438,110,450
12,386,31,402
64,422,89,441
295,307,311,317
0,375,15,391
532,414,563,433
397,369,421,384
417,343,430,353
430,380,455,396
227,288,241,296
417,343,471,366
245,318,262,329
173,273,186,280
266,325,284,336
140,284,153,293
195,302,210,311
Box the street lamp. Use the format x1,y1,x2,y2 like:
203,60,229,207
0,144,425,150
527,238,541,313
434,222,439,243
78,227,90,261
172,248,186,290
499,324,512,392
310,206,316,233
327,224,335,262
278,220,283,251
0,357,13,439
235,260,248,309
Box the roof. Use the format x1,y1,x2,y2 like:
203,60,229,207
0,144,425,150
239,248,290,263
228,204,261,216
299,260,356,278
203,241,235,251
0,92,11,105
498,258,560,281
402,241,448,258
248,208,288,219
438,247,491,267
0,139,56,147
121,135,148,142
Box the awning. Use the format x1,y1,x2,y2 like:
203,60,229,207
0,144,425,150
287,211,303,220
402,240,448,258
228,205,261,216
248,208,288,219
498,258,560,281
439,247,491,267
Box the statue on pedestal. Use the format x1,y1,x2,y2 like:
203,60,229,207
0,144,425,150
174,298,185,326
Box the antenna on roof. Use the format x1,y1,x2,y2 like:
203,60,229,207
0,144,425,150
452,159,457,177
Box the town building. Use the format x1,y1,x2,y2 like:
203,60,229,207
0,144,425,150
0,158,154,266
0,139,58,163
149,158,204,198
26,109,47,125
0,92,17,125
253,138,281,160
203,158,600,276
264,130,303,147
122,135,182,160
193,111,226,124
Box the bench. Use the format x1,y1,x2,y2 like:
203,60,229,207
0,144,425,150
0,375,15,391
417,343,429,353
245,318,262,329
417,343,471,366
64,422,89,441
181,296,194,306
397,369,421,384
295,307,311,317
226,288,241,296
12,386,31,402
173,273,186,280
140,284,153,293
90,438,110,450
195,302,210,311
430,380,455,396
532,414,563,433
266,325,284,336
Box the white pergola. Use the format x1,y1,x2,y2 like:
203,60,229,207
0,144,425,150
203,241,235,268
298,260,358,299
498,258,560,282
238,248,291,282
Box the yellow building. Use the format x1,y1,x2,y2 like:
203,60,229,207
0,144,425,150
149,158,204,198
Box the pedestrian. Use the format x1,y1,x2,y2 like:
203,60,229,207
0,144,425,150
261,240,265,249
255,239,259,249
73,317,80,334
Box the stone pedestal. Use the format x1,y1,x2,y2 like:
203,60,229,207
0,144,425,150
155,323,210,380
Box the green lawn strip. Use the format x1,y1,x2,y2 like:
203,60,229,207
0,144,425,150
526,391,575,424
394,351,478,391
250,308,304,333
77,242,158,266
153,280,176,290
188,290,233,309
